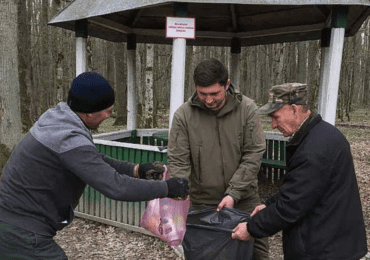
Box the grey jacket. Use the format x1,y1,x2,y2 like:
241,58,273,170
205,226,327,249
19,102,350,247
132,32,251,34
0,102,168,236
167,85,265,205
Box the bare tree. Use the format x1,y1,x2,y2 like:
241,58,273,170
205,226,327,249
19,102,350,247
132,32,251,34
18,0,33,132
142,44,155,128
297,42,307,84
39,0,52,112
306,41,321,110
1,0,22,175
113,43,128,126
184,45,195,100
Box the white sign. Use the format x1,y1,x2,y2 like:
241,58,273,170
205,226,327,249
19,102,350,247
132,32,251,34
166,17,196,39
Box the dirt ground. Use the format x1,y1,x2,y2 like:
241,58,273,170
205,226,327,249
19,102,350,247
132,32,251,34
55,139,370,260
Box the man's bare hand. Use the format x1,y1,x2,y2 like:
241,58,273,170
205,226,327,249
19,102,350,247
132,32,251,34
232,222,251,241
251,204,266,217
216,195,235,211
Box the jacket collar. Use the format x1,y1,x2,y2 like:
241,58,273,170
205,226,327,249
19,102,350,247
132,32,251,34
288,112,321,147
189,84,243,116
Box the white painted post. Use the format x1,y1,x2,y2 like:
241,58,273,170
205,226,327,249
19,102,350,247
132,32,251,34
230,37,241,90
75,20,87,76
318,30,330,114
318,7,347,126
169,38,187,128
76,38,87,76
231,53,241,90
322,28,345,126
127,34,137,130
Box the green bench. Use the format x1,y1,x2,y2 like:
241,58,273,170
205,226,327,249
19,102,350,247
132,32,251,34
261,131,289,184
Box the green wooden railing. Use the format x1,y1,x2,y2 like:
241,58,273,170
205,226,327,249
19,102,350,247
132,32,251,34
74,129,288,236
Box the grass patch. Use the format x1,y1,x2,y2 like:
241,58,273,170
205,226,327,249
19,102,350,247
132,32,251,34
93,117,128,134
336,126,370,143
335,107,370,142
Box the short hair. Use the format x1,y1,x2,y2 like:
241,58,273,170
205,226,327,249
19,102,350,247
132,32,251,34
193,58,228,87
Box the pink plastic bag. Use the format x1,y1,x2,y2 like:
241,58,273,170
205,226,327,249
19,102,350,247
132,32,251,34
140,165,190,248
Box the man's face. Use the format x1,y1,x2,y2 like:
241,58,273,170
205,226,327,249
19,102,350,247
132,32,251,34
269,104,299,137
85,105,114,130
196,80,230,111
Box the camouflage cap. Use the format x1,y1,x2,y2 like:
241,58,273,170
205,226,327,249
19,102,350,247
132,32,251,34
258,83,308,115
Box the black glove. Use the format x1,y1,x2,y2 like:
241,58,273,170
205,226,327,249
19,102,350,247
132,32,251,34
165,178,189,199
138,161,165,180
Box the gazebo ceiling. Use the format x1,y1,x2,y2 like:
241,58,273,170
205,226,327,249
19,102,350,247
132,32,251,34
49,0,370,46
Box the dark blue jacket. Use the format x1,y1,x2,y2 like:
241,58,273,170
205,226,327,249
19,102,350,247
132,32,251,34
248,113,367,260
0,102,168,236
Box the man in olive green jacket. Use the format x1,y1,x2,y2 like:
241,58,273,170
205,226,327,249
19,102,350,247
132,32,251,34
167,58,268,260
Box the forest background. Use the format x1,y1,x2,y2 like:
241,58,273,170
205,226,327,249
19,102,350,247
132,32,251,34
1,0,370,174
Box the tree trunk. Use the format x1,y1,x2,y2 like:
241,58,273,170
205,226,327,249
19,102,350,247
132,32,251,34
283,43,295,82
51,0,62,107
142,44,154,128
134,44,145,128
249,46,257,99
307,41,320,109
18,0,33,132
0,0,22,176
184,45,195,100
257,45,268,104
352,28,363,109
274,43,285,85
297,42,307,83
364,21,370,105
113,43,128,126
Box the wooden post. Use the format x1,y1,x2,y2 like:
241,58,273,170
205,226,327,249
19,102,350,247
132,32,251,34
318,7,348,126
75,19,87,76
318,28,331,116
169,3,188,128
169,38,186,128
127,34,137,130
230,37,241,90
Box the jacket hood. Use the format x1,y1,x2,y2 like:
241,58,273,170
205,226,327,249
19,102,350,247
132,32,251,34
30,102,94,153
189,84,243,116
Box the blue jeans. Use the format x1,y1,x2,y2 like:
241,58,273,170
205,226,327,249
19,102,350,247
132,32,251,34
0,220,68,260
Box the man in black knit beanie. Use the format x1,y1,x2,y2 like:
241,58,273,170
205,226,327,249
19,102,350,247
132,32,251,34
0,71,188,259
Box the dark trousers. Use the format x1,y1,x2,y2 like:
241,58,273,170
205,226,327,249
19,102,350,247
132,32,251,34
0,220,67,260
235,193,269,260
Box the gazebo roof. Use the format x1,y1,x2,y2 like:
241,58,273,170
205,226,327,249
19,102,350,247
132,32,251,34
49,0,370,46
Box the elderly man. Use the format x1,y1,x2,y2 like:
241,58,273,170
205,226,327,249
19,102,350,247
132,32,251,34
232,83,367,260
0,71,188,259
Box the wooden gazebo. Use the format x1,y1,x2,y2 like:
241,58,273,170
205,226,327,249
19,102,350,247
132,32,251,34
48,2,370,248
49,0,370,127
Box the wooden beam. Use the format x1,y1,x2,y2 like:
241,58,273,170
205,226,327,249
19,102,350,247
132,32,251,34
89,16,133,34
346,7,370,36
130,9,143,27
230,4,238,31
236,22,324,38
89,17,324,41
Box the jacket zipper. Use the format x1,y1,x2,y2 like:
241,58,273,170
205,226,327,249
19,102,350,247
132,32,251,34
216,117,227,190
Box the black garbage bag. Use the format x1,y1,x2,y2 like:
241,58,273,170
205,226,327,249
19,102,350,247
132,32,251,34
183,206,253,260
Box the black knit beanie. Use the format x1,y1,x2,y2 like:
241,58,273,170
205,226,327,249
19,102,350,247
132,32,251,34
67,71,115,113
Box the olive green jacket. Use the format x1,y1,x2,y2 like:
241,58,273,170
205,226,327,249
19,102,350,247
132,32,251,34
167,85,265,205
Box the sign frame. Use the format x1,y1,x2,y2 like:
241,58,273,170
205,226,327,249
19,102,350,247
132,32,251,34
166,17,196,39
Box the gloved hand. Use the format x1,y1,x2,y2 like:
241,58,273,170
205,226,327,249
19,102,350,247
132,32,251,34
136,161,165,180
165,178,189,199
